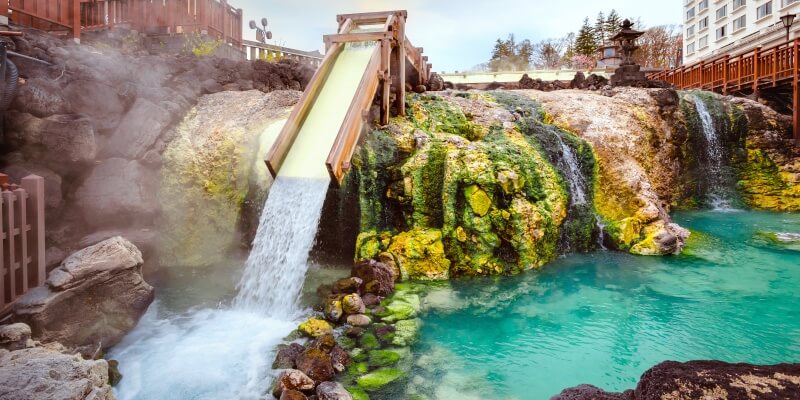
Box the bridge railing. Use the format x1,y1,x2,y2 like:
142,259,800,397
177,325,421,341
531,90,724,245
3,0,243,47
649,38,799,93
0,173,45,314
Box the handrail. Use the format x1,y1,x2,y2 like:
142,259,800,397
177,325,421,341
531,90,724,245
264,42,345,177
326,45,382,183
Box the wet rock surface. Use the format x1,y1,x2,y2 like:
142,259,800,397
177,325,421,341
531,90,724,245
552,360,800,400
12,237,154,351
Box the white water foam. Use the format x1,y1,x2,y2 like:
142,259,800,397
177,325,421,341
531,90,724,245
111,176,331,399
553,133,588,206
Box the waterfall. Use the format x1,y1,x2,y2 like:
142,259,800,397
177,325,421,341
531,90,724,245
234,176,330,318
693,95,734,210
553,133,588,206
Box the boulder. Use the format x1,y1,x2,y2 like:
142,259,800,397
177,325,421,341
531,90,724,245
550,384,630,400
104,98,173,159
272,369,315,398
78,228,158,254
297,318,333,338
518,73,536,89
280,390,308,400
324,297,343,322
332,277,362,295
13,237,154,350
74,158,158,227
62,79,126,133
345,314,371,327
295,348,334,383
316,381,353,400
11,77,71,118
5,112,96,166
570,72,586,89
0,323,33,351
0,345,113,400
427,72,444,92
342,294,365,315
307,334,336,353
351,260,395,297
329,346,351,373
273,343,305,369
361,293,381,307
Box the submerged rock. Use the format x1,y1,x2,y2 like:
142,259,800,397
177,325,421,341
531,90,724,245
273,343,305,369
356,368,405,391
296,348,335,383
751,231,800,252
13,237,154,351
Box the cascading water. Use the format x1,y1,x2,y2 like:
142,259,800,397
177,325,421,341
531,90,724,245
110,177,330,400
693,95,735,210
553,133,588,207
234,177,330,318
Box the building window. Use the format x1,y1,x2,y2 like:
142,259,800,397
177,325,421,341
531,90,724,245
757,1,773,19
733,0,746,10
687,7,696,20
699,35,709,48
699,16,709,30
716,5,727,20
716,25,727,40
733,15,746,31
698,0,709,11
687,26,695,38
782,0,799,8
687,42,696,54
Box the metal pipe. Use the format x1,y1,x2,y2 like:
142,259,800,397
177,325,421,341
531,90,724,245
6,51,52,66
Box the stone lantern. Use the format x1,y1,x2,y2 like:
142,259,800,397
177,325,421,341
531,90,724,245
609,19,647,86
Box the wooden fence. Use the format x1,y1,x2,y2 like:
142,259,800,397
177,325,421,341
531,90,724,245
0,173,45,314
649,38,800,144
2,0,243,46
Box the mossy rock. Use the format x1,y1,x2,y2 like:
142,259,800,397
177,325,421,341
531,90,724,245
347,386,371,400
392,319,420,347
297,318,333,338
356,368,406,391
350,347,367,363
386,229,451,281
359,333,380,350
751,231,800,252
367,349,403,368
377,294,420,323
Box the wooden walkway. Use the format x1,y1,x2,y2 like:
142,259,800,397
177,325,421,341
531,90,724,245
648,38,800,144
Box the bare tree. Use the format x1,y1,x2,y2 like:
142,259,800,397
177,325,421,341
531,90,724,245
635,25,682,69
533,38,567,69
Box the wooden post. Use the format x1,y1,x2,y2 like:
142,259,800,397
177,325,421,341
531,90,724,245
2,190,15,304
72,0,81,42
381,38,391,125
793,39,799,145
20,175,44,287
722,55,729,94
14,188,27,297
396,13,406,117
753,46,760,96
0,185,5,306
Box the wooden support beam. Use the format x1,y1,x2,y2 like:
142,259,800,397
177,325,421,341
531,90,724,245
396,15,406,117
323,31,392,44
336,10,407,25
794,39,799,145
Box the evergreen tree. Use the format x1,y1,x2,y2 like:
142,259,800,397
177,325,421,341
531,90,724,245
605,9,622,38
575,17,597,57
516,39,534,70
594,12,606,45
489,37,514,71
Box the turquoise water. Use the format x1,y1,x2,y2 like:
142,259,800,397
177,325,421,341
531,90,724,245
407,211,800,399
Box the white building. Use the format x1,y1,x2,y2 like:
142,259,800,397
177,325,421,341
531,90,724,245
683,0,800,64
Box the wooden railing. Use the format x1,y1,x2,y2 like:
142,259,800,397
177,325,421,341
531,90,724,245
1,173,45,314
4,0,242,47
649,38,800,144
649,38,799,93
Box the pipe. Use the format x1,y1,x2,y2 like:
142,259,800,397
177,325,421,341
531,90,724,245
0,59,19,111
7,51,52,66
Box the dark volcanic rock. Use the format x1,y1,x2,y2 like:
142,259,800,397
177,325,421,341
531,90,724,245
330,346,351,373
519,73,536,89
332,277,363,295
635,360,800,400
570,71,586,89
273,343,305,369
553,360,800,400
427,72,444,91
280,389,308,400
351,260,395,297
550,384,631,400
296,348,335,383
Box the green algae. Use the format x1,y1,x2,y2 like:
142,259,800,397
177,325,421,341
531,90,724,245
356,368,405,391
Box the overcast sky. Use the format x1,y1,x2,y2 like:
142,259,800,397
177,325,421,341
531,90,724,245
236,0,683,72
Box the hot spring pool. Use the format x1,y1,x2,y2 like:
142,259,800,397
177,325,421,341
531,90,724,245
403,211,800,399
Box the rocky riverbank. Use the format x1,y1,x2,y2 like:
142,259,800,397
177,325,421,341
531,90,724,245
350,88,800,279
